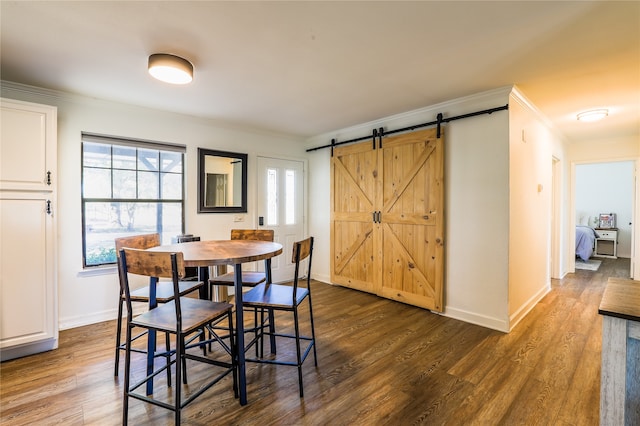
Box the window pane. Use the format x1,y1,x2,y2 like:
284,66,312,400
132,202,160,231
83,167,111,198
113,146,136,170
83,142,111,168
138,148,159,172
84,201,133,266
161,172,182,199
161,151,182,173
266,168,277,226
161,203,183,243
113,169,137,199
84,201,169,266
285,169,295,225
138,171,159,199
84,202,117,233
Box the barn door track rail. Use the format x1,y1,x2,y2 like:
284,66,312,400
307,103,509,155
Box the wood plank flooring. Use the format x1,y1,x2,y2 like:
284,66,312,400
0,258,630,425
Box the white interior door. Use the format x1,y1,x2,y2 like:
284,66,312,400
257,156,305,283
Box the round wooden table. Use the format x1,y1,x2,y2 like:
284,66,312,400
149,239,283,405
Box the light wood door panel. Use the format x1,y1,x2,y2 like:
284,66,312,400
330,128,444,312
331,141,379,294
379,129,444,311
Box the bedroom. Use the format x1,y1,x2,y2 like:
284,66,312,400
575,160,634,274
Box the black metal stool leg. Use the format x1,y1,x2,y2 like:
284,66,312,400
114,294,124,376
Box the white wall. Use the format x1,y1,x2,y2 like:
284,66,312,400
576,161,634,258
307,87,514,331
1,81,307,329
507,89,567,329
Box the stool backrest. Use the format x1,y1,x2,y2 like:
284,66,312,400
121,248,184,279
175,234,200,243
292,237,313,264
114,234,162,299
292,237,314,299
119,248,186,324
231,229,274,242
174,235,200,279
115,233,161,251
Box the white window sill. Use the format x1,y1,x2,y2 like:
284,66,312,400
77,265,117,277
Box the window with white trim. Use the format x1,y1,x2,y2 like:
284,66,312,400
81,133,185,267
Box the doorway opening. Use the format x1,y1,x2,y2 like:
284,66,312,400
574,160,635,278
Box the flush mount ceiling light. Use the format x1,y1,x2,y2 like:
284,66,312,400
148,53,193,84
577,109,608,122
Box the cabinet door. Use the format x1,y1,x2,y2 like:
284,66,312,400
0,194,57,349
1,99,57,192
331,141,380,293
379,128,444,311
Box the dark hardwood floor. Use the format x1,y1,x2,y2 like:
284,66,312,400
0,258,631,425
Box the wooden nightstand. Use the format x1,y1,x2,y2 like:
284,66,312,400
594,228,618,258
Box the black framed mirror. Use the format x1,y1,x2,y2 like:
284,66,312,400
198,148,247,213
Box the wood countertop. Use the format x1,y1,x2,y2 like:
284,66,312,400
598,277,640,322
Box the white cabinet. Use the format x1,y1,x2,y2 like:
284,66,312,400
594,228,618,259
0,98,58,360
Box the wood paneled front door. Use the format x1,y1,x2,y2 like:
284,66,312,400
331,128,444,312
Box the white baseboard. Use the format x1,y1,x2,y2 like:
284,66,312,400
312,273,331,284
442,306,509,333
59,304,147,330
508,283,551,332
445,283,550,333
0,338,58,361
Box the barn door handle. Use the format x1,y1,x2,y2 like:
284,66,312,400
372,211,381,223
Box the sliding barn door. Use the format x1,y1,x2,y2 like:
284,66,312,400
379,129,444,311
331,141,380,293
331,128,444,312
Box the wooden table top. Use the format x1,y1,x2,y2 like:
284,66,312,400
148,239,283,267
598,277,640,322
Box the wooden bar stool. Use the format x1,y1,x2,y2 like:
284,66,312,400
242,237,317,397
208,229,275,297
208,229,276,356
114,234,202,377
120,248,237,425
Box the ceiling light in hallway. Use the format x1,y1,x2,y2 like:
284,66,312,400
577,109,608,122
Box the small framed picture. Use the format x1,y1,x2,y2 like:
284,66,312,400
598,213,616,229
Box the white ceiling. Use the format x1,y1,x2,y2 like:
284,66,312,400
1,1,638,142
